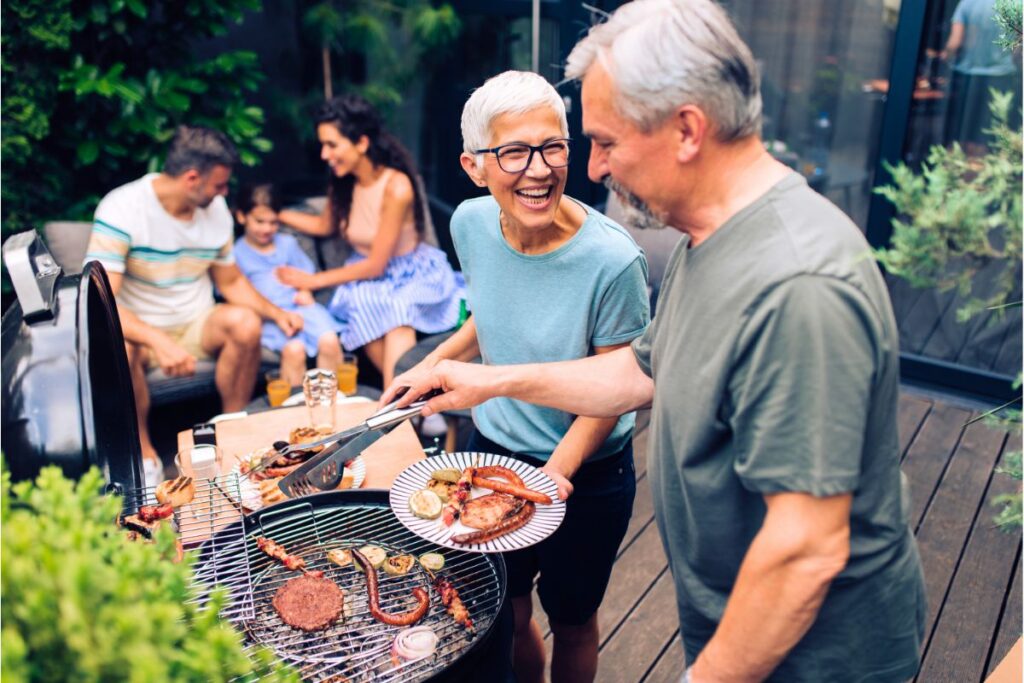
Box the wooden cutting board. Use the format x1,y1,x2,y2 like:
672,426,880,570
176,400,426,490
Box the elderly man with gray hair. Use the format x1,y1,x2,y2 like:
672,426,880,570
394,1,927,681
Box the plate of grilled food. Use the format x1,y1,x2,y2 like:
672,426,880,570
389,452,566,553
223,426,365,510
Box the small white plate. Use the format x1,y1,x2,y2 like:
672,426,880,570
390,452,566,554
221,455,366,510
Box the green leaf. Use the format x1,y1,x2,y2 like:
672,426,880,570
76,140,99,165
125,0,147,18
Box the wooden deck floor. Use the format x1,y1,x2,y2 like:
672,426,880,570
527,389,1022,682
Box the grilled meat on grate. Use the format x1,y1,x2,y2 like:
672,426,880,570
272,573,345,631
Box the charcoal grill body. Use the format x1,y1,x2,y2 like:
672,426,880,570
1,231,142,492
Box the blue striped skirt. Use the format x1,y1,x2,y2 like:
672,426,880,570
327,243,465,350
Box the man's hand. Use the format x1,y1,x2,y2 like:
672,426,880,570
151,337,197,377
274,310,304,337
540,463,574,500
393,359,500,416
293,289,315,306
276,266,319,290
379,355,442,406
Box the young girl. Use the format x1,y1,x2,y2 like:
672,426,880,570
233,183,343,386
276,95,464,387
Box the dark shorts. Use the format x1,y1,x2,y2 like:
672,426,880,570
466,429,636,627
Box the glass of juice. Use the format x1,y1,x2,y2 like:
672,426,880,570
266,370,291,407
336,353,359,396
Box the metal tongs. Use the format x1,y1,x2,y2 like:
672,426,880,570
277,389,441,497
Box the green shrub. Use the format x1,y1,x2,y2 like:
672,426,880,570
0,465,299,682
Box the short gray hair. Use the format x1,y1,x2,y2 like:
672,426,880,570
460,71,569,159
565,0,762,141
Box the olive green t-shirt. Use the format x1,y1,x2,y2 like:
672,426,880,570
632,173,926,681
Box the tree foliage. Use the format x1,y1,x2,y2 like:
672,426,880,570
1,465,299,682
1,0,272,242
287,0,461,136
874,91,1022,323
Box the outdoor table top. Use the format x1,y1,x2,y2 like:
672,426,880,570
175,399,425,490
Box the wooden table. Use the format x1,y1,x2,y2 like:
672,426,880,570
176,399,425,489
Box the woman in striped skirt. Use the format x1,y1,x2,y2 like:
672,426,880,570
277,95,464,385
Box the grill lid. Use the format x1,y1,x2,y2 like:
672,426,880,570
1,230,142,490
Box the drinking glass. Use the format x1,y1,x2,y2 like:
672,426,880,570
266,370,291,407
303,368,337,431
175,444,223,481
336,353,359,396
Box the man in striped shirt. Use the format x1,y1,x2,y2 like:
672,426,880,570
87,126,303,481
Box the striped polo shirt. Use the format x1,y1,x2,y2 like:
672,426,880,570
86,173,234,328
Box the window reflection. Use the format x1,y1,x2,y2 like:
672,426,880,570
726,0,899,230
888,0,1022,378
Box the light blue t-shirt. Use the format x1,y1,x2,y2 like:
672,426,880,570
451,196,650,460
952,0,1015,75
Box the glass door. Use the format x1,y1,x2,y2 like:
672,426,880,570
725,0,902,230
874,0,1021,394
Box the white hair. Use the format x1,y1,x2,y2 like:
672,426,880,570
565,0,762,141
460,71,569,163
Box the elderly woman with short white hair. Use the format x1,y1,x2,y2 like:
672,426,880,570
383,70,650,683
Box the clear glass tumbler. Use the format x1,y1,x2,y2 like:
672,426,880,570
303,368,337,431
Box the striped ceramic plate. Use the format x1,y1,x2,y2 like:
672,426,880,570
389,452,566,554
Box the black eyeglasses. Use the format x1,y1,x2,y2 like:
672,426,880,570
474,138,571,173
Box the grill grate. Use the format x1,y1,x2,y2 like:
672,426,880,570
121,476,255,621
195,493,506,682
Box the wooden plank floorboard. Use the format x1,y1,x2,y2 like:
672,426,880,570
922,258,1007,365
901,402,972,528
992,305,1023,376
955,310,1007,371
634,410,650,481
515,391,1015,683
912,417,1008,648
621,475,655,557
532,483,660,643
596,570,678,683
899,288,957,356
916,436,1017,683
887,275,926,328
534,420,657,643
642,632,685,683
898,393,933,459
595,522,670,648
986,553,1022,678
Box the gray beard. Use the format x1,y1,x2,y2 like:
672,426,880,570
603,176,669,230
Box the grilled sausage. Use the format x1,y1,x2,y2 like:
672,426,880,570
451,500,535,544
471,476,552,505
352,549,430,626
474,465,524,487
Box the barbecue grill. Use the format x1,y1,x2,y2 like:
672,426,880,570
2,231,511,681
193,489,508,682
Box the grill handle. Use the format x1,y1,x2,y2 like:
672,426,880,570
2,231,62,323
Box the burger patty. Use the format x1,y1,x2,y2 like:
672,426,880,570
272,574,345,631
